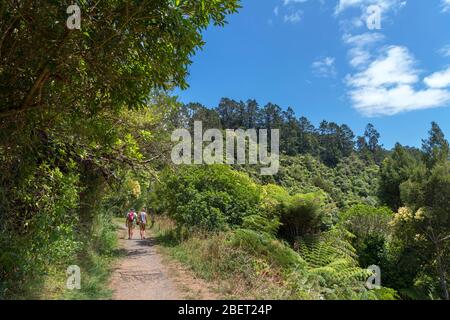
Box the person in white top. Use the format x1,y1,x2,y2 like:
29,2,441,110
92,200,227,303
138,208,148,240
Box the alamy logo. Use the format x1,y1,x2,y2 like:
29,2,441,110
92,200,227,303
66,4,81,30
366,265,381,290
171,121,280,175
66,265,81,290
366,5,381,30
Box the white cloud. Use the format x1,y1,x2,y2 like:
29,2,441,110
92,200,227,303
349,85,450,116
439,45,450,57
347,46,418,87
283,0,308,5
273,0,450,116
273,0,309,24
442,0,450,12
343,32,385,46
312,57,337,78
346,46,450,116
336,0,366,13
424,67,450,88
343,33,385,68
284,10,303,23
336,0,406,14
336,0,407,33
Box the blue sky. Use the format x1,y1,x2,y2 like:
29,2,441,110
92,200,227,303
175,0,450,149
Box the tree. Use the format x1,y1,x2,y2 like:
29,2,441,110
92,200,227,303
422,122,450,168
338,124,356,158
0,0,241,295
356,135,367,153
260,103,284,131
365,123,381,154
393,127,450,299
0,0,241,225
281,107,301,155
318,121,339,166
358,123,383,164
379,143,417,211
185,102,222,130
339,204,393,268
216,98,246,128
298,116,318,155
245,99,261,129
399,161,450,300
278,191,327,241
318,121,354,167
1,1,241,118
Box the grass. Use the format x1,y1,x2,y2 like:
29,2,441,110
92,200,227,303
152,215,318,300
64,215,124,300
24,215,123,300
63,250,117,300
151,216,400,300
33,249,117,300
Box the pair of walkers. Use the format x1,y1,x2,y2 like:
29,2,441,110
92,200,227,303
126,208,150,240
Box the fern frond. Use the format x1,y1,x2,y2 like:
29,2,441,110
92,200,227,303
296,227,372,299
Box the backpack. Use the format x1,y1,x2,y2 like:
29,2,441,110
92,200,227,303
127,211,135,222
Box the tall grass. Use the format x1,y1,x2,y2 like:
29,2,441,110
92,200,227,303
63,213,120,300
153,215,320,299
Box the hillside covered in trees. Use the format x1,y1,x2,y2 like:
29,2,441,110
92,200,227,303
152,99,449,300
0,1,449,301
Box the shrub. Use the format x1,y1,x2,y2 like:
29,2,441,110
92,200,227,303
278,191,327,241
339,204,393,238
0,165,81,298
338,204,393,268
156,165,262,232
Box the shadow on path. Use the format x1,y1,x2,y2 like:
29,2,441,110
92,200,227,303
109,227,182,300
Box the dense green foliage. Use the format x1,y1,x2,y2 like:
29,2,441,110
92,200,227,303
153,117,449,300
178,99,386,166
154,164,397,299
156,165,261,231
379,143,419,211
0,1,448,301
338,205,392,268
0,0,240,299
154,218,392,300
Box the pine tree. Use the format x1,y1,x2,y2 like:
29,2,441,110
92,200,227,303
422,122,450,168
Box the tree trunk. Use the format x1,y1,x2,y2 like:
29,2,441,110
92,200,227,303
78,162,104,234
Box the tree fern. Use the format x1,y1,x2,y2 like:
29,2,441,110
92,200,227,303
297,227,372,299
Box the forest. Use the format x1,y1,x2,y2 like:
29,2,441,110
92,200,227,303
0,1,449,300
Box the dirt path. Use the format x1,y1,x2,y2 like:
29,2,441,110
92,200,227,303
109,224,217,300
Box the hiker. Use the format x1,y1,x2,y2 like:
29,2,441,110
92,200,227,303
138,208,148,240
126,209,137,240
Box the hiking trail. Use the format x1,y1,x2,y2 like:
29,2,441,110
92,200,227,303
109,224,217,300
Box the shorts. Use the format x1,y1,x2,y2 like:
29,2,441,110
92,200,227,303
127,220,134,228
139,222,146,230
